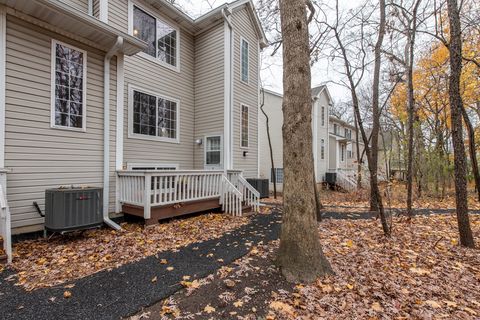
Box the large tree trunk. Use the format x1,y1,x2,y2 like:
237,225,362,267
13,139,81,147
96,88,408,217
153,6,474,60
446,0,475,248
461,108,480,202
276,0,333,282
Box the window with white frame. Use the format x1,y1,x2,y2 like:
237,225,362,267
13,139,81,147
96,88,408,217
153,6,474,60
52,40,86,130
241,105,249,148
321,139,325,160
132,5,178,67
131,88,178,141
271,168,284,183
241,38,249,82
341,144,345,162
321,106,325,126
205,136,222,166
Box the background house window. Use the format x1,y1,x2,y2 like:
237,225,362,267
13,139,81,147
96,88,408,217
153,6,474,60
321,106,325,126
53,41,86,129
341,144,345,162
321,139,325,160
241,105,249,147
241,39,249,82
132,90,178,140
271,168,284,183
206,136,222,165
133,5,178,67
334,123,338,135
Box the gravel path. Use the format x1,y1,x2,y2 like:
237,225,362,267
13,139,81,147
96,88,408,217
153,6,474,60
0,207,475,320
0,212,281,320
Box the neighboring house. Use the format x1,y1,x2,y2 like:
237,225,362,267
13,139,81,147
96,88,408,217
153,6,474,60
259,86,365,192
0,0,268,262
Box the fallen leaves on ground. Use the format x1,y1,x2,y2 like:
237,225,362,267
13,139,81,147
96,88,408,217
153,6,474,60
268,214,480,319
11,213,249,291
321,183,480,210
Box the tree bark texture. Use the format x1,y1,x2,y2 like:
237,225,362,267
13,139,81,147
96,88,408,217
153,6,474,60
446,0,475,247
276,0,333,282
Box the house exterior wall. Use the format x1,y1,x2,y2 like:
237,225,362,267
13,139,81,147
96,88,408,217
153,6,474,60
313,94,329,182
231,8,259,178
258,91,283,191
121,0,195,169
4,15,117,233
108,0,128,33
193,23,225,169
60,0,89,13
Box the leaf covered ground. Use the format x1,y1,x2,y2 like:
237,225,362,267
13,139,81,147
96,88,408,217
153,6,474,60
133,213,480,320
9,213,249,291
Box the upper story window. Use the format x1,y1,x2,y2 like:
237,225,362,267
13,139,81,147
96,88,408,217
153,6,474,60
51,40,86,131
241,104,249,148
241,38,249,83
132,5,179,69
321,106,325,126
333,123,338,135
129,86,179,143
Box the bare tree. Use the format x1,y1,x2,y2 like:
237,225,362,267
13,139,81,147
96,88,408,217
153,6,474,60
259,88,278,199
276,0,333,282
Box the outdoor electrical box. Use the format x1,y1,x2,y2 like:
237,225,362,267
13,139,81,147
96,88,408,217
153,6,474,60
246,178,269,198
44,187,103,232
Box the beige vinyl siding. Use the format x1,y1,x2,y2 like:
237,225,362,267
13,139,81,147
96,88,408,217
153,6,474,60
5,16,117,233
123,8,195,169
193,23,225,169
109,0,128,33
231,8,259,178
59,0,89,13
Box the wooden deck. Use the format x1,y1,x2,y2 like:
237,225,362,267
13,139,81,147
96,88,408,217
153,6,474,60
117,170,260,226
122,197,222,226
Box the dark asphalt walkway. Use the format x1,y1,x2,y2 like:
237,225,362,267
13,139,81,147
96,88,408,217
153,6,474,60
0,207,475,320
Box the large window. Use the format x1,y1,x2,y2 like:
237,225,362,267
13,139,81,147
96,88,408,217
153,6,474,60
271,168,284,183
241,105,249,148
132,5,178,68
51,40,86,130
241,38,249,83
129,87,179,142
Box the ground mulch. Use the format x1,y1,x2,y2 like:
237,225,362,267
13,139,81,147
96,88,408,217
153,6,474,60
0,211,281,320
10,213,249,291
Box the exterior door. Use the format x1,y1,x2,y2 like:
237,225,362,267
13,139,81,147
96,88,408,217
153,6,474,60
204,135,223,170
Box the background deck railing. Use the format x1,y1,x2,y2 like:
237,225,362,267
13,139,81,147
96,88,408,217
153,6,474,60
0,169,11,263
118,170,253,218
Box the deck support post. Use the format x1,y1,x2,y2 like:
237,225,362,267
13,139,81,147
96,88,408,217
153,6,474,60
143,173,151,220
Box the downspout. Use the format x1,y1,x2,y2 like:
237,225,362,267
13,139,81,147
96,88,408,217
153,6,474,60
222,7,233,170
87,0,93,16
104,36,123,230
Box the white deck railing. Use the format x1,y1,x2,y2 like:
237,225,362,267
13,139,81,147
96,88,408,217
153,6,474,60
227,170,260,213
118,170,249,218
0,169,11,263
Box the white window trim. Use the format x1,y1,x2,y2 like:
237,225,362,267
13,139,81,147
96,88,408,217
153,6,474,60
50,39,87,132
127,163,178,170
128,0,181,73
127,84,181,144
240,36,249,84
240,103,250,149
204,134,223,169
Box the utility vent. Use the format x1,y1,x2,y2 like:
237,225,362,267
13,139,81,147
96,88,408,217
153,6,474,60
45,187,103,232
246,179,269,199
